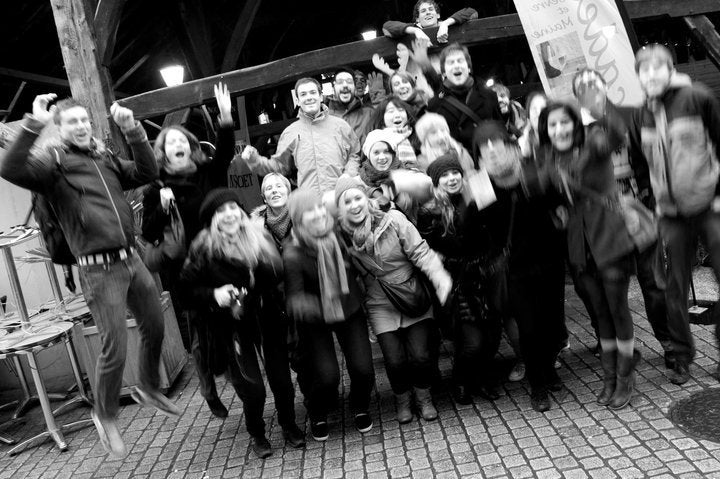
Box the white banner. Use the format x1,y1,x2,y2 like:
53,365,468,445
513,0,643,106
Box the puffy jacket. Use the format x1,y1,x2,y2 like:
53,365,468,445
0,115,157,256
340,210,450,335
245,105,361,196
628,84,720,217
325,97,375,146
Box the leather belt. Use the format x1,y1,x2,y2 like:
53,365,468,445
77,247,134,267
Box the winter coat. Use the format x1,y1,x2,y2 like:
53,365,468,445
0,115,157,256
246,105,361,196
141,124,235,248
628,84,720,217
325,97,375,146
341,210,450,335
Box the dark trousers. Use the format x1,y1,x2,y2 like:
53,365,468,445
78,252,164,420
296,310,375,422
376,319,436,394
660,210,720,364
452,313,503,389
635,241,672,348
509,261,566,392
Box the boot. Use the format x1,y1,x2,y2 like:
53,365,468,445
413,387,438,421
609,350,640,410
395,391,413,424
596,350,617,406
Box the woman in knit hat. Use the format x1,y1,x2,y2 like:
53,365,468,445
335,176,452,424
179,188,305,458
417,152,504,405
372,96,420,168
283,187,375,442
415,112,475,173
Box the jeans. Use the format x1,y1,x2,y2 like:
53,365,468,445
296,310,375,422
78,252,164,420
660,210,720,364
376,319,436,394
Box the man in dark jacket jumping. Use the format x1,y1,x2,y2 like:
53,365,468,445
0,93,180,458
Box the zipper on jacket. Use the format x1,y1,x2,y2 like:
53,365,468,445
91,160,129,245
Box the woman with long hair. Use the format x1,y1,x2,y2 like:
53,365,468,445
415,112,475,173
335,176,452,424
283,188,375,442
178,188,304,458
372,96,421,168
536,102,638,409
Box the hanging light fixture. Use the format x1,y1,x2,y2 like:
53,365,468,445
361,30,377,41
160,65,185,87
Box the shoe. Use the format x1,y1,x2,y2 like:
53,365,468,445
251,435,272,459
530,389,551,413
596,350,617,406
282,424,306,448
131,387,181,417
664,351,676,370
354,413,373,433
395,391,413,423
475,384,501,401
206,397,228,418
413,387,438,421
668,361,690,385
310,421,329,442
590,342,601,357
609,351,640,410
508,362,526,382
91,410,128,459
547,370,563,392
453,385,472,405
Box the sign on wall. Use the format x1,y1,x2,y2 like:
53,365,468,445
513,0,643,106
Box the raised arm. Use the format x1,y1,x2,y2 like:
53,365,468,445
108,102,159,188
240,127,296,177
207,82,236,187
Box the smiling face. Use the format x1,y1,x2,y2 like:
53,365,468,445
163,128,192,170
383,101,408,130
416,2,439,27
638,58,672,99
391,74,413,101
547,108,576,152
262,175,289,210
58,106,92,149
333,72,356,105
296,81,322,116
214,201,243,235
368,141,394,172
443,51,470,87
300,203,329,236
437,169,463,195
496,91,510,114
340,188,369,225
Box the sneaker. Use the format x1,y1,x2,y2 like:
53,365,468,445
354,413,373,433
90,410,128,459
131,387,181,417
668,361,690,385
282,424,306,448
310,421,329,441
508,362,526,382
251,435,272,459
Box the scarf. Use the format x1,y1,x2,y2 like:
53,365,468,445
340,213,377,257
385,126,418,168
293,221,349,324
442,76,475,98
359,156,402,187
264,206,291,243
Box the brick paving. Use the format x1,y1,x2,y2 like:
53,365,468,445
2,279,720,478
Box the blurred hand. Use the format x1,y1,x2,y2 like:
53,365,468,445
110,103,135,131
436,274,453,305
214,284,240,308
372,54,394,77
32,94,57,125
367,72,385,93
410,26,431,43
214,82,232,125
159,187,175,211
410,37,431,65
241,145,259,164
436,21,449,43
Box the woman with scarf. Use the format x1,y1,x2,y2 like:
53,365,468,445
415,112,475,173
534,103,639,409
141,83,236,417
372,96,421,168
335,177,452,424
283,188,375,442
178,188,304,459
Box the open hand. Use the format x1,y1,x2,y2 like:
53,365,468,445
32,94,58,125
214,82,232,125
110,103,135,131
372,54,395,77
411,38,431,66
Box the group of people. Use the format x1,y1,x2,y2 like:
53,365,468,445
2,0,720,463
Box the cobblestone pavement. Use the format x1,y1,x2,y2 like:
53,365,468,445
2,280,720,479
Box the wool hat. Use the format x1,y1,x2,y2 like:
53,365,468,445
362,129,397,158
426,153,463,186
334,176,366,206
634,44,674,73
288,188,322,226
199,188,243,227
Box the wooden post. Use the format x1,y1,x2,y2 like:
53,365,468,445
49,0,127,158
684,15,720,72
613,0,641,51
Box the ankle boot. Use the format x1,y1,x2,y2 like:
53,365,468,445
609,351,640,410
395,391,413,424
597,350,617,406
413,387,438,421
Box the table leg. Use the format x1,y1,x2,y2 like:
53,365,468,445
12,356,69,419
53,334,93,416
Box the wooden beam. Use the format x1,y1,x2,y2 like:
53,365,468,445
221,0,262,72
1,82,27,123
178,0,216,77
50,0,128,157
118,0,720,120
0,67,130,98
94,0,127,66
683,15,720,72
112,53,150,89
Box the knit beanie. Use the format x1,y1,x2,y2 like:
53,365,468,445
288,188,321,227
362,129,397,158
426,153,463,186
334,176,366,206
199,188,243,227
415,112,450,143
635,44,674,73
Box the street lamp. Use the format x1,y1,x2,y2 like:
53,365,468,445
160,65,185,87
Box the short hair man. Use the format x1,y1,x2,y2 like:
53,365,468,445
242,77,361,196
382,1,478,44
0,94,180,459
325,67,375,145
627,44,720,385
489,82,527,138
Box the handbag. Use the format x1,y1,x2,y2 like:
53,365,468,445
143,200,186,272
619,195,657,253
